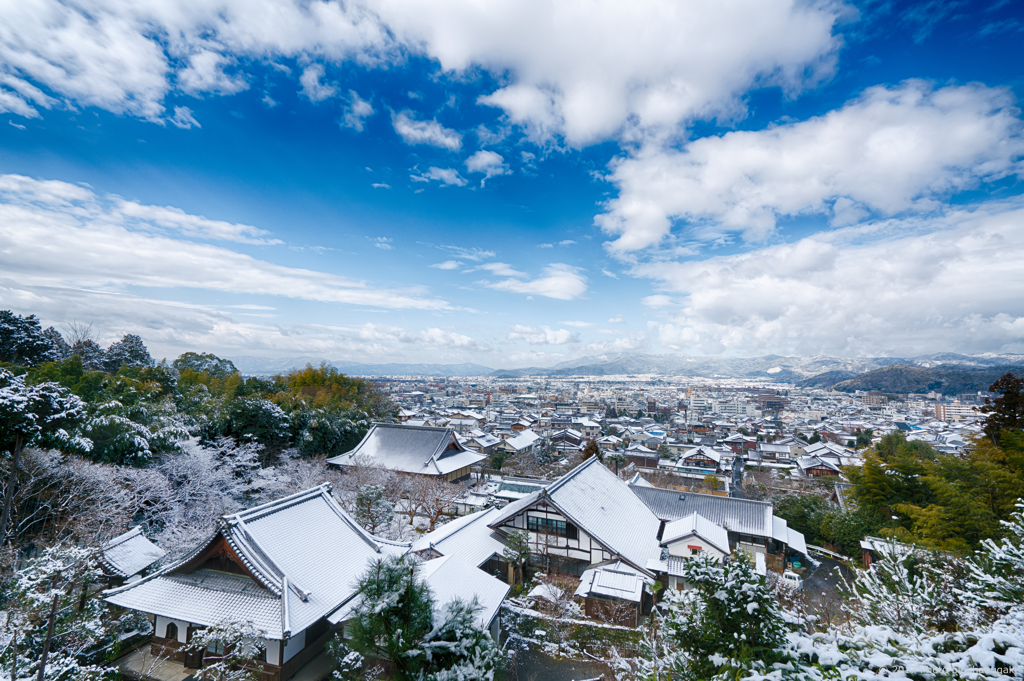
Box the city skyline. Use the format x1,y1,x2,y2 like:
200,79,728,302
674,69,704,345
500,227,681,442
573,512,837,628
1,0,1023,367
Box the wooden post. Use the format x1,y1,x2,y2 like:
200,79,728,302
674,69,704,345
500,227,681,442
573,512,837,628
11,628,17,681
36,591,59,681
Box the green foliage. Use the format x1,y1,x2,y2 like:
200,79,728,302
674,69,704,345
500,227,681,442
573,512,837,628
659,552,789,680
25,355,107,403
225,397,291,449
1,546,121,680
772,493,885,557
848,431,1024,551
346,555,435,680
982,372,1024,446
292,407,368,457
353,484,394,534
0,311,63,367
172,352,239,379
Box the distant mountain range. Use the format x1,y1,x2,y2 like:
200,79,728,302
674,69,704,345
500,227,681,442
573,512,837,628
826,363,1022,395
229,352,1024,391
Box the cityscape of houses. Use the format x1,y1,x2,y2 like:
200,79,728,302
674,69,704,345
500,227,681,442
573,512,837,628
98,371,993,679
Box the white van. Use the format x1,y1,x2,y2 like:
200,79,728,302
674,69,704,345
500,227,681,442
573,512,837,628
781,571,803,590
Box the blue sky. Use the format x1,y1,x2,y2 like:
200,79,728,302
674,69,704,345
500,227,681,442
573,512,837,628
1,0,1023,367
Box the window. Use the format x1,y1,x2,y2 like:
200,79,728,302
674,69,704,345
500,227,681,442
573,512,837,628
527,516,578,539
207,640,226,656
165,622,178,641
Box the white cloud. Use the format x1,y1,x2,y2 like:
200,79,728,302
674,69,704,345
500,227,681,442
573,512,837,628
411,167,468,187
370,236,393,250
559,320,592,328
507,324,579,345
0,0,840,151
388,0,841,146
169,106,200,129
469,262,525,277
637,200,1024,356
299,64,337,102
642,294,674,308
371,183,391,189
341,89,374,130
608,316,624,324
481,263,587,300
598,81,1024,252
601,269,619,279
8,120,26,130
0,174,452,311
177,50,247,95
430,260,462,270
464,150,508,186
392,111,462,151
584,333,648,354
114,198,279,245
262,94,278,107
437,245,495,261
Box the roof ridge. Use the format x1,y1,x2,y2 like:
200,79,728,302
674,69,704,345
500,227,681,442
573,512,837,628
545,454,600,494
102,526,144,551
230,484,330,523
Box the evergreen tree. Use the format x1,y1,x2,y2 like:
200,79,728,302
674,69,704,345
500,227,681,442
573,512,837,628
353,484,394,534
0,311,63,367
172,351,239,379
346,555,435,680
0,370,88,542
102,334,154,373
982,372,1024,446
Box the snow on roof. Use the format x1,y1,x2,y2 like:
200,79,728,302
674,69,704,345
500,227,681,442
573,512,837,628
679,446,721,463
412,507,507,568
417,555,510,630
575,561,646,602
627,472,654,487
503,430,540,450
105,485,389,640
630,485,774,538
100,527,166,578
661,513,730,555
327,423,484,475
489,457,662,576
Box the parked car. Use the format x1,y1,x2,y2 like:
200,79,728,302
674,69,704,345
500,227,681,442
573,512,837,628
781,570,803,590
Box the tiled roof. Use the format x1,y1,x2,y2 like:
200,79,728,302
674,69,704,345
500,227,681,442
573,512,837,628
105,485,386,639
418,556,510,630
630,485,774,538
661,513,730,555
326,423,484,475
489,457,662,575
412,507,507,568
575,560,646,602
100,527,166,578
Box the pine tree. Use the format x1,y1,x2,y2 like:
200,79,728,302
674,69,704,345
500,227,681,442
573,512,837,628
102,334,154,373
346,555,434,680
353,484,394,534
0,311,63,367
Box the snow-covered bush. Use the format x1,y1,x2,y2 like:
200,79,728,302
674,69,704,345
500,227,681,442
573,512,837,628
0,545,121,680
970,500,1024,609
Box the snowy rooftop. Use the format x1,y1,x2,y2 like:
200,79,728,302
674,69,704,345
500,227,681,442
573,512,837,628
575,561,646,603
489,457,663,576
105,485,388,639
327,423,485,476
661,512,731,555
100,526,166,578
412,507,508,568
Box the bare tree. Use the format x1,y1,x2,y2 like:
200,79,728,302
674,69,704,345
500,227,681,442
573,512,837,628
407,476,463,531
